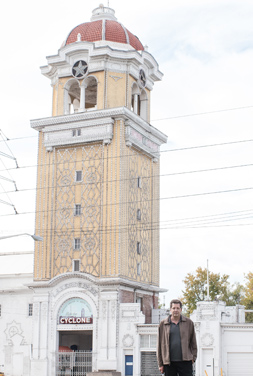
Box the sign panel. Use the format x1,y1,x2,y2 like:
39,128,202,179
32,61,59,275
59,298,93,324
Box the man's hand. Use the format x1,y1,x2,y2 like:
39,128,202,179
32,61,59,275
159,366,164,374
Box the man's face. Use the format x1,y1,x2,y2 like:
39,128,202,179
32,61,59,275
170,303,182,318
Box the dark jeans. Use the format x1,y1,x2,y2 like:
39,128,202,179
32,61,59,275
164,361,193,376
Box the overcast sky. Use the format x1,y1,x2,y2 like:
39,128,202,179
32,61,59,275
0,0,252,307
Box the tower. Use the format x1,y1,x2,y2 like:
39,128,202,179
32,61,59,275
30,5,167,375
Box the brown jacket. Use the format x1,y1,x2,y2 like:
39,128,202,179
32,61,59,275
157,315,197,366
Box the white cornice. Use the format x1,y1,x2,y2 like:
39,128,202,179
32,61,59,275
30,107,167,158
221,323,253,330
41,42,163,85
28,272,167,293
31,106,167,142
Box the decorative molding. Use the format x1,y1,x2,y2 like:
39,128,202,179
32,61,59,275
201,333,214,347
41,302,48,322
109,75,123,82
121,309,137,322
111,300,117,320
57,324,94,331
221,324,253,330
197,304,217,321
52,281,98,297
102,301,107,320
4,321,26,346
122,334,134,347
43,122,113,148
29,273,165,293
33,302,40,321
101,293,118,301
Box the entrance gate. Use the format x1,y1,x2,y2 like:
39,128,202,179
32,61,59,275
56,351,92,376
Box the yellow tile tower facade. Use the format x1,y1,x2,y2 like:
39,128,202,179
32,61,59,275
32,5,167,292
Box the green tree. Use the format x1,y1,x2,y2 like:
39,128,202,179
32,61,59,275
227,282,245,305
242,272,253,322
181,267,244,315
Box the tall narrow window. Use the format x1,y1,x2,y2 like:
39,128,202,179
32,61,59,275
73,260,80,272
28,304,33,317
137,263,141,275
74,204,81,216
137,209,141,221
137,177,142,188
137,242,141,255
74,238,81,250
75,171,82,182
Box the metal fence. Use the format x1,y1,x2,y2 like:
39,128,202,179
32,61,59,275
56,351,92,376
141,352,160,376
141,351,196,376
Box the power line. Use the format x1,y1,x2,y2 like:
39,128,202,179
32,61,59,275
5,212,252,238
162,139,253,152
151,105,253,121
0,162,252,196
0,138,252,174
0,186,252,218
0,137,18,213
2,208,252,235
0,131,37,143
1,104,253,144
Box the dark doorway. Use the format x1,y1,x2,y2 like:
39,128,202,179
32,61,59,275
59,330,92,351
57,331,92,376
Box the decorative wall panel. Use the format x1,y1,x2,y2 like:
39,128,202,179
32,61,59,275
139,155,151,283
128,149,152,282
128,150,138,279
54,144,103,277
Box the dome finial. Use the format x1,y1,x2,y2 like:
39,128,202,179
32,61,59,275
91,4,117,21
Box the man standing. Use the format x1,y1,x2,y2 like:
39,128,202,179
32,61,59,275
157,299,197,376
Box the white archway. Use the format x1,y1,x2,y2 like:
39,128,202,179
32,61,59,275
83,75,98,111
131,82,141,115
64,78,81,114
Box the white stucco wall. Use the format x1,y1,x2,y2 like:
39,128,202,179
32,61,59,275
191,301,253,376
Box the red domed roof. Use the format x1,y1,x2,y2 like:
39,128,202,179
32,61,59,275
64,6,144,51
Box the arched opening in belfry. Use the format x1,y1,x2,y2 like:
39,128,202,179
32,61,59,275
84,76,98,110
65,79,81,114
140,89,148,121
131,82,141,116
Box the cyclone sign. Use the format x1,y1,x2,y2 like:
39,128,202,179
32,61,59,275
59,298,93,324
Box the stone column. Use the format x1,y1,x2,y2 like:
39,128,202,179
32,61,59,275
97,291,118,371
79,83,87,111
31,296,49,376
134,94,138,114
